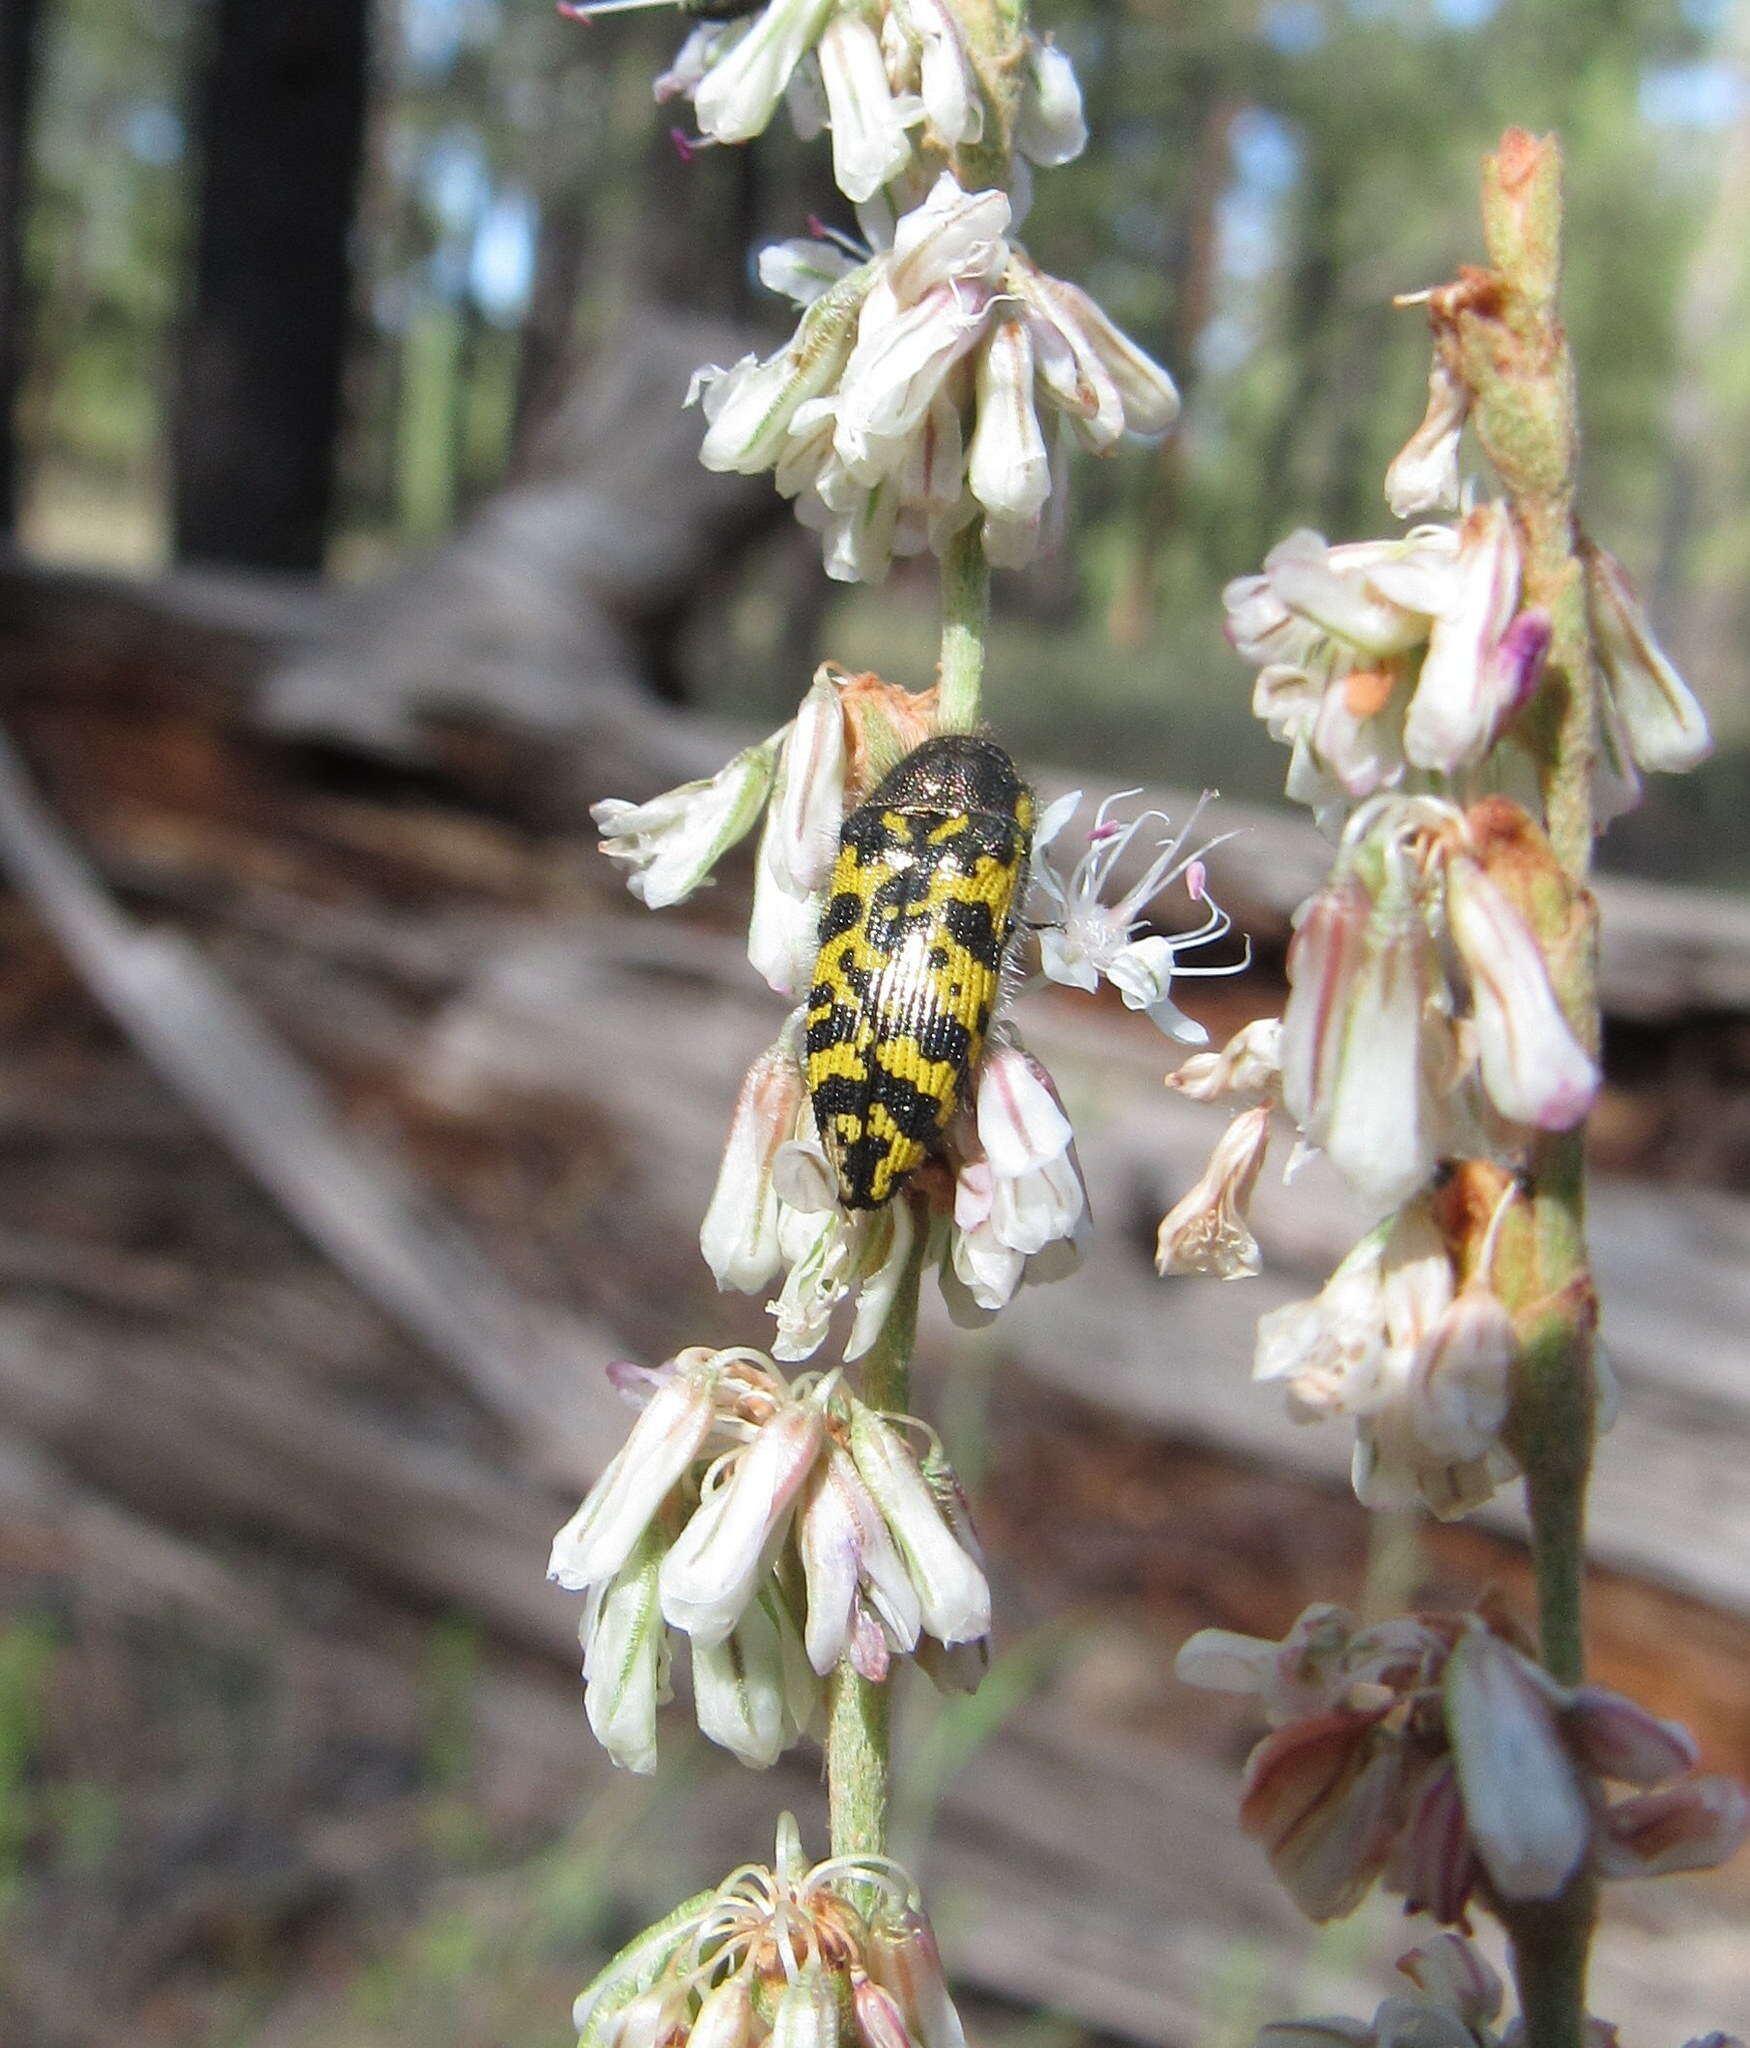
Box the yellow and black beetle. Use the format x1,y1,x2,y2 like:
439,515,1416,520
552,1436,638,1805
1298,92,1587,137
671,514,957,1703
805,735,1035,1210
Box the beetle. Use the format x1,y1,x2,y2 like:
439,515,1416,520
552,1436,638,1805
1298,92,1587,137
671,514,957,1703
805,735,1035,1210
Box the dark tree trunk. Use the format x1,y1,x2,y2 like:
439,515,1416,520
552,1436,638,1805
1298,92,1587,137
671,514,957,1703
0,0,42,537
170,0,371,572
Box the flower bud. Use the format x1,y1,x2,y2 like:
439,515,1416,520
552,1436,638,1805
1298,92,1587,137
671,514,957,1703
593,738,782,910
852,1971,920,2048
1239,1709,1404,1922
1592,1776,1750,1878
581,1531,671,1776
1384,351,1468,519
798,1442,923,1677
847,1406,990,1648
660,1403,826,1645
1584,542,1712,774
702,1035,809,1293
1403,502,1524,772
693,0,838,144
1444,853,1597,1131
1444,1628,1589,1900
690,1977,757,2048
816,12,919,205
1014,38,1087,168
550,1356,719,1590
1561,1686,1698,1786
772,1963,841,2048
865,1907,966,2048
692,1585,815,1768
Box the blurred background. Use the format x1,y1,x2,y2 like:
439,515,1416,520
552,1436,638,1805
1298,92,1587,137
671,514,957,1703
2,1,1750,2044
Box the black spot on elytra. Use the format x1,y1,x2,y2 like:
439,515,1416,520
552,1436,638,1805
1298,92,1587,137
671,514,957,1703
818,891,862,941
806,1004,864,1054
942,897,1000,970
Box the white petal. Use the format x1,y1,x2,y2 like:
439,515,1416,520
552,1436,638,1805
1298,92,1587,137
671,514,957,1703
1013,37,1087,167
816,12,919,205
694,0,837,143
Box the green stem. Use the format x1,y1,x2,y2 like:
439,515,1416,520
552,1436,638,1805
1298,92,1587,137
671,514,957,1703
936,525,990,734
825,1212,928,1861
1454,128,1602,2046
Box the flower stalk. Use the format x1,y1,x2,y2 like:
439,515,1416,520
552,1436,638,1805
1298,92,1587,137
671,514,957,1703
827,1206,929,1860
1435,128,1601,2048
936,523,991,733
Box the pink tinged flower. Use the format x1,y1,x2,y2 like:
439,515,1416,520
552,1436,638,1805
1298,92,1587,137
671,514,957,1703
1384,351,1470,519
969,316,1051,567
654,24,721,106
1444,854,1597,1131
1592,1776,1750,1879
1155,1103,1272,1278
1404,502,1530,772
1263,530,1444,663
1239,1708,1405,1922
1032,790,1242,1043
592,736,782,909
845,1198,920,1359
550,1356,720,1589
702,1032,808,1293
1444,1627,1591,1901
659,1402,827,1644
846,1405,991,1648
581,1531,671,1776
1166,1016,1283,1103
1174,1604,1358,1724
816,12,920,205
691,1584,819,1767
852,1972,919,2048
1014,37,1087,167
1280,854,1446,1209
1361,1281,1517,1519
865,1907,967,2048
1388,1761,1480,1928
798,1442,923,1677
1584,543,1713,774
692,0,837,143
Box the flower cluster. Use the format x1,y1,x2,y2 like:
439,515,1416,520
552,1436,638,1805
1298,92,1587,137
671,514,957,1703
576,1815,968,2048
693,172,1179,580
648,0,1087,207
1177,1604,1750,1927
549,1346,991,1772
1255,1931,1742,2048
597,665,1238,1355
1251,1188,1532,1519
1225,509,1711,826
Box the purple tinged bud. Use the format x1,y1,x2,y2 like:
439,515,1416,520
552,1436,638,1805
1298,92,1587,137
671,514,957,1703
853,1973,920,2048
1562,1685,1699,1787
1444,1629,1590,1901
866,1908,966,2048
1593,1775,1750,1879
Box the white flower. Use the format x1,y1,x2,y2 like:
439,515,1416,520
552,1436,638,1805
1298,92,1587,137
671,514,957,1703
945,1045,1088,1315
692,0,839,145
1253,1201,1521,1519
1013,37,1087,168
592,736,782,908
846,1405,990,1647
815,11,920,204
1384,347,1470,519
581,1530,671,1775
886,0,978,150
1583,540,1712,777
1031,788,1244,1043
691,1584,820,1767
